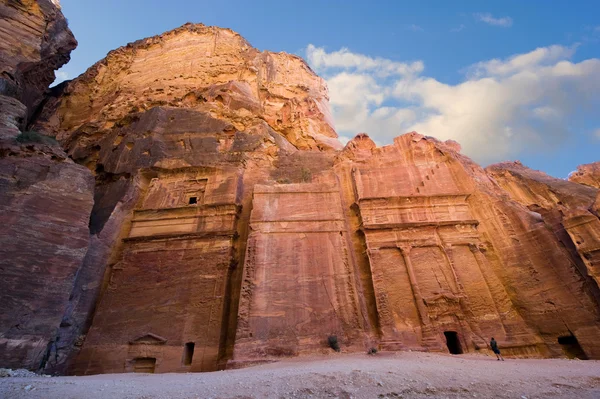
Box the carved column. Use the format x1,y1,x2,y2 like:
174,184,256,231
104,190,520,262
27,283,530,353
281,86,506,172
442,243,488,349
469,243,508,336
439,244,463,294
399,245,430,326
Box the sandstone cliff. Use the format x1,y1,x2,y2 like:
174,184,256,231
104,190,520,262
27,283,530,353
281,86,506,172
1,6,600,376
487,162,600,309
0,0,95,371
35,23,340,152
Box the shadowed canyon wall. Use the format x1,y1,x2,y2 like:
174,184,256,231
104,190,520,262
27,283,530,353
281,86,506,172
0,0,95,371
1,2,600,374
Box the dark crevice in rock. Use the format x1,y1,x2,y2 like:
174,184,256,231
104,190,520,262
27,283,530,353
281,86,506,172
89,164,132,234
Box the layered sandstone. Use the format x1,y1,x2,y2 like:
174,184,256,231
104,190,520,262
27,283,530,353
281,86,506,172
0,144,94,370
35,23,339,151
334,134,600,359
0,0,76,129
1,11,600,376
28,22,344,374
0,0,95,372
487,162,600,306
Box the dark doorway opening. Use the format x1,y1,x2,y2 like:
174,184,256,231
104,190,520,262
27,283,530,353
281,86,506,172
558,335,587,359
444,331,463,354
189,196,198,205
133,357,156,373
183,342,195,365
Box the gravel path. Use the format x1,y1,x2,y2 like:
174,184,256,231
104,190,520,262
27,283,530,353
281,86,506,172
1,352,599,398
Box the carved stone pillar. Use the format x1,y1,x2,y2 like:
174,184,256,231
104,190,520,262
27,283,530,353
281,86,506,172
469,242,508,336
443,244,487,349
399,245,430,326
439,244,463,294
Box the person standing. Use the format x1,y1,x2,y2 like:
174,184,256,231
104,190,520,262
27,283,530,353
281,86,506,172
490,337,504,361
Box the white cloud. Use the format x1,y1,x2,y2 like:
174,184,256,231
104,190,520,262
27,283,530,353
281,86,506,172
405,24,424,32
450,24,466,33
467,45,577,78
56,71,69,80
306,44,423,77
474,13,513,27
51,69,70,86
532,106,562,120
306,44,600,164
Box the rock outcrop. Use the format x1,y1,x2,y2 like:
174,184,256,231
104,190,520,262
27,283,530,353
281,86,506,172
0,0,95,372
1,7,600,375
569,162,600,189
487,162,600,310
34,23,339,152
0,0,76,128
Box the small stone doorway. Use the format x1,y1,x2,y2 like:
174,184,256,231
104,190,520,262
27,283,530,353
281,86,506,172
183,342,195,365
133,357,156,373
444,331,463,354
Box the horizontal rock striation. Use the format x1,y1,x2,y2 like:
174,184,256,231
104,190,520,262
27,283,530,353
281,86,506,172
1,12,600,375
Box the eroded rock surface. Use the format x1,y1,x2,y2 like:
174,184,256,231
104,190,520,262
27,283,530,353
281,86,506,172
487,162,600,317
0,0,94,371
1,10,600,376
34,23,340,152
0,0,76,127
0,145,94,370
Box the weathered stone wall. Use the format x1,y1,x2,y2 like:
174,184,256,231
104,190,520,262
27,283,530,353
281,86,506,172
1,8,600,375
487,162,600,358
0,0,76,124
72,168,240,374
232,181,366,366
0,150,94,370
334,134,544,357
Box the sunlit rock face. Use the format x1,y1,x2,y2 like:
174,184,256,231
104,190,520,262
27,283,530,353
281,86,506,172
569,162,600,189
35,23,340,152
487,162,600,344
1,9,600,376
29,22,343,374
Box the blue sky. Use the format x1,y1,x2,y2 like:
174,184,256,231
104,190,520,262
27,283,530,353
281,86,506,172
56,0,600,178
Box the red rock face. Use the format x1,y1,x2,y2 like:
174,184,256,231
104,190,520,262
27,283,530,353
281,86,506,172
73,168,240,374
0,0,77,125
0,148,94,370
0,0,94,372
354,136,600,359
232,182,367,365
1,12,600,375
487,162,600,334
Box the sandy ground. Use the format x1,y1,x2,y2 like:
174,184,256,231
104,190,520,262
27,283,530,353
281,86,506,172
1,352,599,399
